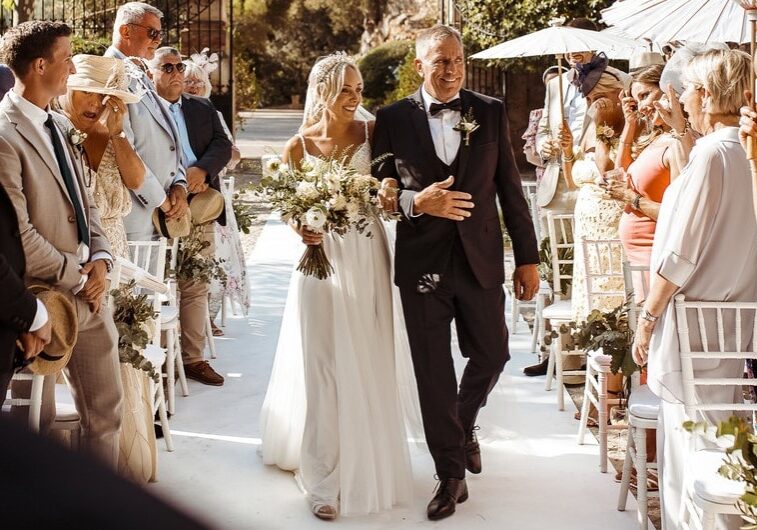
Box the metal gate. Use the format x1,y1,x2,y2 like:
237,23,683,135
0,0,234,127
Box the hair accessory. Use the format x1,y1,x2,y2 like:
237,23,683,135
189,47,219,75
569,52,609,96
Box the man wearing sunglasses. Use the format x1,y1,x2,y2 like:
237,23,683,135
105,2,188,242
150,47,231,387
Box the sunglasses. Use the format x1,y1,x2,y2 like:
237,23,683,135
158,62,186,74
128,23,164,41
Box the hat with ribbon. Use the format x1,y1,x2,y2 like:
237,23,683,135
569,53,610,97
67,55,142,104
25,284,77,376
189,188,224,226
152,208,191,239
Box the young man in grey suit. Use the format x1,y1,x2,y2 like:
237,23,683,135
0,21,122,466
104,2,188,241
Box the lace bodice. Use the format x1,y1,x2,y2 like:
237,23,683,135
298,120,371,174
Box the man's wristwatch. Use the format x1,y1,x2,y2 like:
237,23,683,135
640,308,659,323
631,193,642,211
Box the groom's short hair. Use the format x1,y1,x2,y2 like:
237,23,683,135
416,25,463,60
0,21,72,78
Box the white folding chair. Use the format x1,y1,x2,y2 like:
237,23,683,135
576,239,627,472
4,373,44,431
543,212,580,411
128,239,188,416
618,260,659,529
219,175,236,328
674,295,755,530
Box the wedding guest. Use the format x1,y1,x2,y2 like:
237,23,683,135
522,66,566,186
0,184,51,403
150,47,232,386
104,2,187,242
182,60,249,334
558,57,629,322
0,64,14,98
604,65,674,300
0,21,123,466
632,49,755,530
57,55,146,259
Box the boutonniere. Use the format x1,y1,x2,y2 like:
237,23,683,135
68,127,87,147
453,109,480,147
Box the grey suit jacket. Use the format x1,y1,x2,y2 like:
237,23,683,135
0,94,111,292
104,46,186,240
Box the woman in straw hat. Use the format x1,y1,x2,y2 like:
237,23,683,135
57,54,146,259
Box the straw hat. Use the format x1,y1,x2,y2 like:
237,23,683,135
189,188,224,225
67,55,141,104
629,50,665,73
152,208,191,239
26,284,77,376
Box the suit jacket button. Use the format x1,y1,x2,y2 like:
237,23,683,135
68,215,75,223
170,146,176,151
170,172,175,177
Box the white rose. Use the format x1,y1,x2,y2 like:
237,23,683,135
304,207,327,230
296,181,318,201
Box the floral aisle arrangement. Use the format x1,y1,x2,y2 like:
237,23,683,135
172,227,228,285
232,187,256,235
255,154,398,279
111,281,160,383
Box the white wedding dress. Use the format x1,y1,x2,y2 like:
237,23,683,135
259,121,422,516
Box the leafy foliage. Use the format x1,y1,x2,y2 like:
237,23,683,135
537,236,573,296
110,281,160,382
71,35,111,56
392,47,421,102
358,39,413,110
173,228,228,285
232,188,256,235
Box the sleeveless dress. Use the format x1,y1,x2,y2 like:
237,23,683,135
260,122,418,516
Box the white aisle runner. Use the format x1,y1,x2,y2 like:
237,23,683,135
151,215,640,529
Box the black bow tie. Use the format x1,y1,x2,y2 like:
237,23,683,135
429,99,462,116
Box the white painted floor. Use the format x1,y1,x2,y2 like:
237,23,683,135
150,215,641,529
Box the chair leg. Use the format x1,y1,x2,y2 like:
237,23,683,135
545,339,556,391
221,296,227,327
577,365,592,444
556,344,565,411
155,381,174,452
510,294,519,333
205,319,217,359
598,369,608,473
617,426,634,511
700,510,716,530
165,328,176,415
175,330,189,398
634,425,649,529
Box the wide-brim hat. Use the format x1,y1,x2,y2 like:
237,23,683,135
189,188,224,225
629,50,665,74
67,55,141,105
152,208,191,239
26,284,77,376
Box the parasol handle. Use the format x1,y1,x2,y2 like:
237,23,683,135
749,18,757,160
556,55,570,157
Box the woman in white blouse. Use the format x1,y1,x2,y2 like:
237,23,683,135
632,49,757,530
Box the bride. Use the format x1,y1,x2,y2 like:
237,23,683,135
259,52,421,520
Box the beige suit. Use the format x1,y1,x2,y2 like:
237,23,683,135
0,93,123,467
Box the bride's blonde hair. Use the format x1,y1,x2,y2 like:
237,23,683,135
301,52,361,132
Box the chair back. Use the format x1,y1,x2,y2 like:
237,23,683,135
222,176,236,199
528,192,542,243
674,294,757,420
128,239,168,284
622,260,650,332
546,211,574,299
582,238,626,316
6,373,45,431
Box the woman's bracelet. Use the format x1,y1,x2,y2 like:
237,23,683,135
631,193,642,211
670,120,690,140
563,152,575,163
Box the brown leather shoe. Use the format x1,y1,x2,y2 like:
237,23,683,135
427,478,468,521
465,428,482,474
184,361,224,386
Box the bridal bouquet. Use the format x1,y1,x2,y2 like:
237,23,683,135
256,155,396,279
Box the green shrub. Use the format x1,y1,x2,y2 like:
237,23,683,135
71,35,111,56
390,47,420,102
358,39,413,111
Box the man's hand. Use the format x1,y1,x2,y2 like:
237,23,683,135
513,264,539,301
378,178,399,213
186,166,209,194
539,138,560,162
79,260,108,312
18,332,46,359
164,185,189,219
413,176,474,221
632,318,655,366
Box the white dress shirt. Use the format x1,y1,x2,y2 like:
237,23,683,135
421,85,461,165
8,90,111,293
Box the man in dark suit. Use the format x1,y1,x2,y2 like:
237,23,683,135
0,184,51,404
372,25,540,521
150,46,232,386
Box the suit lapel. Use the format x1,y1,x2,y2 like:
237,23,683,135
408,89,440,183
455,90,472,185
51,113,89,220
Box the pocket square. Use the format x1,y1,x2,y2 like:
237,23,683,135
416,273,442,294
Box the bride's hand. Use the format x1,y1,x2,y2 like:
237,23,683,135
378,178,399,213
299,226,323,246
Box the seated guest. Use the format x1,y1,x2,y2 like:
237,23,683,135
150,47,232,386
632,49,755,530
603,65,676,301
0,184,51,403
57,54,146,258
0,21,122,466
104,2,188,242
183,60,249,336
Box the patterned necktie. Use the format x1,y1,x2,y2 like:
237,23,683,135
44,115,89,245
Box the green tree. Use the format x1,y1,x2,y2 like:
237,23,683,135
358,39,412,110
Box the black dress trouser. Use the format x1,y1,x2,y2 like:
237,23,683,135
399,238,509,479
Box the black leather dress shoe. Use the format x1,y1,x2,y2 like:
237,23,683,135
427,478,468,521
523,357,549,376
465,430,482,474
